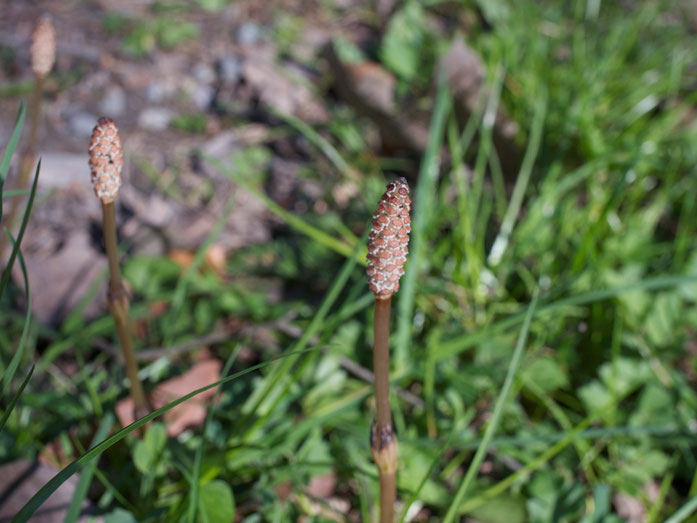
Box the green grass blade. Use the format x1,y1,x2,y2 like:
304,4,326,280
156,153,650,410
399,433,455,522
435,273,697,362
0,159,40,299
523,376,596,482
665,495,697,523
0,365,33,431
270,107,357,182
443,290,539,523
487,90,547,266
187,347,240,523
237,230,367,442
0,101,25,186
12,347,319,523
470,65,504,231
394,76,451,369
646,453,678,523
171,192,237,315
203,153,364,263
0,232,32,397
1,189,32,198
457,415,594,515
63,412,115,523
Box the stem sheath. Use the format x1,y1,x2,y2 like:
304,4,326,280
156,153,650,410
372,296,397,523
373,297,392,429
379,471,396,523
102,201,148,417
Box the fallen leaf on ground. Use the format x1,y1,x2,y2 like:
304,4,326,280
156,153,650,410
307,471,336,498
116,355,222,436
613,491,645,523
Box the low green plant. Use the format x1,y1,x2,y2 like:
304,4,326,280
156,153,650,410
0,102,40,431
171,113,207,134
103,12,198,57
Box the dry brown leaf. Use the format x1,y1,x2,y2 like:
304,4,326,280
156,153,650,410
204,243,227,276
116,357,222,436
343,61,396,114
307,471,336,498
613,491,646,523
168,248,195,270
275,480,293,501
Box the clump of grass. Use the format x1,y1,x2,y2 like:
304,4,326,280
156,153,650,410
366,177,411,522
89,117,149,418
0,15,54,258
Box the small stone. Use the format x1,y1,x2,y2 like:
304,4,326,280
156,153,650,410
190,84,215,110
99,86,127,116
145,81,166,103
217,55,241,85
236,22,261,46
192,63,216,84
68,110,99,138
137,107,174,131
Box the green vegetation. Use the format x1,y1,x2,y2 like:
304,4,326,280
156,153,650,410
103,11,199,58
3,1,697,521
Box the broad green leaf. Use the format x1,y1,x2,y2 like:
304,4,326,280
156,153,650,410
522,357,569,392
470,493,527,523
198,480,234,523
644,291,682,348
380,1,428,81
133,422,167,475
103,508,137,523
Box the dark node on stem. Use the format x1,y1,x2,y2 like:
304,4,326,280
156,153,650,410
370,420,398,475
370,419,396,450
107,281,130,303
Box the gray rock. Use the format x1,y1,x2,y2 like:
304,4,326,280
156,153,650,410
145,81,166,103
99,85,127,116
236,22,261,46
67,110,98,138
33,152,89,191
137,107,174,131
193,63,216,85
190,84,215,110
217,55,241,85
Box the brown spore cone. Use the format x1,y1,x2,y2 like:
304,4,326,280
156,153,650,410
30,15,56,78
88,117,123,204
367,177,411,299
